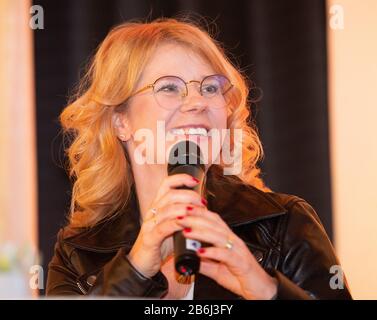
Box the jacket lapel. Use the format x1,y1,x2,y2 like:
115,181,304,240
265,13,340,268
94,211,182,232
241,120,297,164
205,164,287,227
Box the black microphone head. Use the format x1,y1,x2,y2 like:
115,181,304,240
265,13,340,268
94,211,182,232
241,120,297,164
167,140,205,175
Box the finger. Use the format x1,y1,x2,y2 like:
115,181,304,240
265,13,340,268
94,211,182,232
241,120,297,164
198,246,258,280
148,203,190,225
181,223,229,248
197,246,235,265
146,219,184,247
144,191,200,222
155,174,200,200
176,214,226,236
198,259,220,278
180,206,226,228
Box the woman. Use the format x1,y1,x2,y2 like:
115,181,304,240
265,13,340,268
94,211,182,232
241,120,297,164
46,18,352,299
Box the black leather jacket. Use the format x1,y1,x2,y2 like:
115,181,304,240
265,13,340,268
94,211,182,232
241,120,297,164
46,165,352,299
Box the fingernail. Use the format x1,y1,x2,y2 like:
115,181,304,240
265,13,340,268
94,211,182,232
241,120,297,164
177,216,184,220
201,198,207,206
186,206,193,211
198,248,206,254
183,227,192,233
192,177,199,183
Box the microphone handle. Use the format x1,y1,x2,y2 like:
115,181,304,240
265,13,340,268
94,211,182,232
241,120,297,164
170,165,205,276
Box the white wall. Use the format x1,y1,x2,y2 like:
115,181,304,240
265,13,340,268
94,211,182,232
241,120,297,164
327,0,377,299
0,0,38,297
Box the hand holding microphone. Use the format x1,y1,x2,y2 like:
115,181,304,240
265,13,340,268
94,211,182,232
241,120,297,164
128,140,205,277
127,140,206,278
126,172,204,278
127,139,277,299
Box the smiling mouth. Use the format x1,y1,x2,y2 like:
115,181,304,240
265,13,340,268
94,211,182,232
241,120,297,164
168,127,210,137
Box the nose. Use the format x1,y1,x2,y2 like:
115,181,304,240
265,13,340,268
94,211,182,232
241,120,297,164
179,83,208,113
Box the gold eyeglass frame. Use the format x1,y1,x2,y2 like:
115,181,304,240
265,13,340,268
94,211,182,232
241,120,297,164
129,74,234,99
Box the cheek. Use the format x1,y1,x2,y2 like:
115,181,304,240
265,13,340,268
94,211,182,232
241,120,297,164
126,98,173,163
210,109,230,154
128,97,168,131
211,108,228,130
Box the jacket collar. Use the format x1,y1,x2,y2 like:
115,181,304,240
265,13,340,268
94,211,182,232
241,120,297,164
62,165,287,252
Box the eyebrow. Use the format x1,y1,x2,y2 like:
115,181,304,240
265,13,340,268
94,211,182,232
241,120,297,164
148,74,216,82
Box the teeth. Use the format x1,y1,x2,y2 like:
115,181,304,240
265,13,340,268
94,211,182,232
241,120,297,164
170,127,208,136
170,128,185,135
187,128,208,136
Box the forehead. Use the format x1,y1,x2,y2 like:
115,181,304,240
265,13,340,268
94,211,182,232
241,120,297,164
140,43,216,83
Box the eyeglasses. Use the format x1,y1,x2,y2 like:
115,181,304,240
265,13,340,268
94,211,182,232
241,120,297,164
129,74,233,110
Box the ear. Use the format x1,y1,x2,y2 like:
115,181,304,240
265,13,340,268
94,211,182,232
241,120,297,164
112,112,131,141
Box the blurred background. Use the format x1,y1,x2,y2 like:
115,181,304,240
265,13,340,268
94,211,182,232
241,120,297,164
0,0,376,299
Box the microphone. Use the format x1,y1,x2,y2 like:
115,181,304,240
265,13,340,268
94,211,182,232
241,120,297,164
167,140,206,276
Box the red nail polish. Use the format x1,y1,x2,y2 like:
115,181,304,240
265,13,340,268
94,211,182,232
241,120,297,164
192,177,199,183
186,206,193,211
177,216,184,220
183,227,192,233
198,248,205,254
201,198,207,206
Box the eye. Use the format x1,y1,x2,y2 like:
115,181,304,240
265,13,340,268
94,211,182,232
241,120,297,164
202,84,220,95
156,83,180,94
